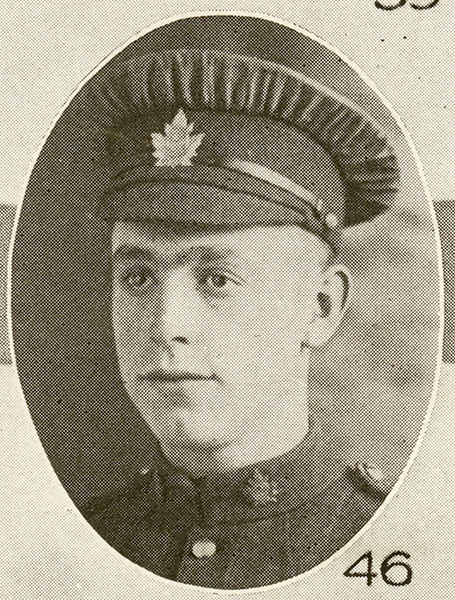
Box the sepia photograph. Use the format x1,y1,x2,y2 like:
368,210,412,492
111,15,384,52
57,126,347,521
8,14,441,590
1,3,453,598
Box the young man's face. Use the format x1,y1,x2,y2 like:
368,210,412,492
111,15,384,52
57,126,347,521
112,222,343,457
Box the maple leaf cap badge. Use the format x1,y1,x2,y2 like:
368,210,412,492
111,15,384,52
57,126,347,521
151,109,204,167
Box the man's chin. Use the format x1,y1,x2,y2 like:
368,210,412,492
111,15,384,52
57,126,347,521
127,383,241,451
150,407,238,453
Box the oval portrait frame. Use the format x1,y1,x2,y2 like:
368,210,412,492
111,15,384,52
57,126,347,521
7,10,444,595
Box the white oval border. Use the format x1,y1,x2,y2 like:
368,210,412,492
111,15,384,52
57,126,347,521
6,9,445,597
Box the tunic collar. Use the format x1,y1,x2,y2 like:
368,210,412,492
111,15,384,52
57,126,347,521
141,418,343,525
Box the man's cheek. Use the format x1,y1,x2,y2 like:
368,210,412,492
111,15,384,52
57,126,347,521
113,309,132,351
112,305,142,367
209,329,293,382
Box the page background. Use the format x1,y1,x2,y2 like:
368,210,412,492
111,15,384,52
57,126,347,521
1,1,454,598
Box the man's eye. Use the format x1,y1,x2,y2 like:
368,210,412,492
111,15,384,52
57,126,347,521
208,274,229,288
120,267,156,291
202,271,240,292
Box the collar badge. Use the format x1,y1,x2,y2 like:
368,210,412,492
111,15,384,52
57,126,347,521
242,468,279,505
151,109,204,167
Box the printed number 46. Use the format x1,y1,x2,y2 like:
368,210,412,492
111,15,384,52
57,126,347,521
344,551,412,586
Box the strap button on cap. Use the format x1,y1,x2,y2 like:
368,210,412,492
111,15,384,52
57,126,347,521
192,540,217,558
325,213,338,228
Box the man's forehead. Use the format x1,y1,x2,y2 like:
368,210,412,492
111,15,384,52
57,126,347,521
111,221,329,264
113,222,239,262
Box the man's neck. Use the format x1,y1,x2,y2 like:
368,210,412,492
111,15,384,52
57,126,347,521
160,416,310,478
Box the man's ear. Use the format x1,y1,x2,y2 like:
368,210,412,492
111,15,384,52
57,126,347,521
306,263,351,348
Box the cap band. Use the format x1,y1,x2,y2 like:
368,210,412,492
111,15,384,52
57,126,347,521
226,159,320,210
101,162,341,248
107,159,322,219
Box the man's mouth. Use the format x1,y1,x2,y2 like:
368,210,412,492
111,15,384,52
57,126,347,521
137,370,216,383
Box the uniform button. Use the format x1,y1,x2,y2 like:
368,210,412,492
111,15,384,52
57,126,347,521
192,540,217,558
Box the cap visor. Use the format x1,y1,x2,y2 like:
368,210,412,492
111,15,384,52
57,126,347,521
100,180,320,228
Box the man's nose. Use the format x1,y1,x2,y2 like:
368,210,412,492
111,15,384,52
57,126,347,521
151,272,204,347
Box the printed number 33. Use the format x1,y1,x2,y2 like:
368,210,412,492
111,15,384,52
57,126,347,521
375,0,440,9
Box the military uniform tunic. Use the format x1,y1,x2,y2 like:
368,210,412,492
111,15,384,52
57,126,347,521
83,425,386,589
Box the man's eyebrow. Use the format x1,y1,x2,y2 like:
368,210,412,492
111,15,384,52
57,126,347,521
112,244,236,265
112,245,155,262
191,247,236,264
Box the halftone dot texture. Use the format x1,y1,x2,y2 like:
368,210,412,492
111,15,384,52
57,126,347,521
10,15,440,589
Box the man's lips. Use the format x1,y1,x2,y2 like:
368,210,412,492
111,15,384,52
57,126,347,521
137,371,216,383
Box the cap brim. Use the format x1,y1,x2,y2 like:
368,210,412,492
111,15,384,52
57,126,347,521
101,180,315,224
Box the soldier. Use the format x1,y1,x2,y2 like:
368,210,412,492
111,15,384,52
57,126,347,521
80,16,399,589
